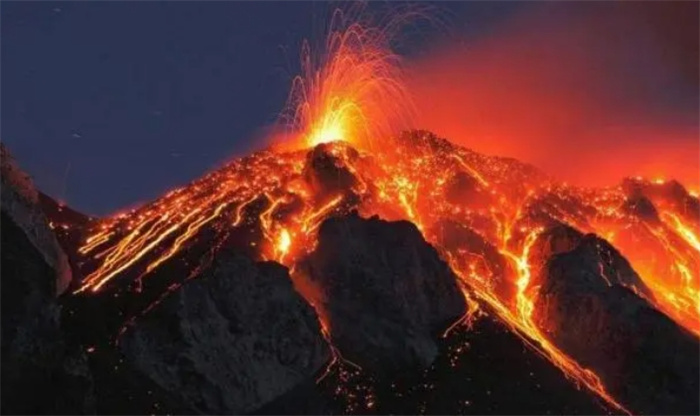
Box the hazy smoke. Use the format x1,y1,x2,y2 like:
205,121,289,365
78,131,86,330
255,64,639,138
407,2,699,190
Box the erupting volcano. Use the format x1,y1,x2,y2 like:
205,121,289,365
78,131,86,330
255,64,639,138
2,4,698,416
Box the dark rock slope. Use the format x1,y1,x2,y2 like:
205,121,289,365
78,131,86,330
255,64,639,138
116,251,331,415
1,145,93,414
1,214,94,414
1,143,72,294
298,212,466,373
532,227,700,415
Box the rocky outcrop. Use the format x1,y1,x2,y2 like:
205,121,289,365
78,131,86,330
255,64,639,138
1,145,92,414
532,229,699,415
530,225,653,299
1,144,72,294
1,212,94,414
298,212,466,373
117,250,330,415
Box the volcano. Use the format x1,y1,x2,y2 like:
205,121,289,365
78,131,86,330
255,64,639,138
1,129,698,415
2,4,699,414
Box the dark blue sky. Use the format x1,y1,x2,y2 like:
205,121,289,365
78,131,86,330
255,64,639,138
2,1,522,215
2,2,696,215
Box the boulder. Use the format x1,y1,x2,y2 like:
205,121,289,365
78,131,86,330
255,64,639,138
298,212,466,372
533,232,699,415
117,251,330,414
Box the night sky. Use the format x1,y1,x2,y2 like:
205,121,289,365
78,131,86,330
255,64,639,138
2,1,696,215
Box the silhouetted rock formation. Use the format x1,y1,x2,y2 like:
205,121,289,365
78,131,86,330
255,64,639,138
1,212,95,414
298,212,466,372
1,145,93,414
532,229,700,415
117,251,330,414
1,144,72,295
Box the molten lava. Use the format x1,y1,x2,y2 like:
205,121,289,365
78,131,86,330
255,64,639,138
68,6,698,415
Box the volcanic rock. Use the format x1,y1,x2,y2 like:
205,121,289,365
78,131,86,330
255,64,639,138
531,225,654,298
298,212,467,373
1,212,95,414
117,251,331,415
532,230,699,415
1,144,72,295
258,314,613,415
302,142,360,200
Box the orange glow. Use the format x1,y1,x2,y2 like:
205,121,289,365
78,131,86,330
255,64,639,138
406,5,700,190
280,8,415,151
276,228,292,261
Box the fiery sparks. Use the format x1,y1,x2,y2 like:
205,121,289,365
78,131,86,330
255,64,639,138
281,7,415,151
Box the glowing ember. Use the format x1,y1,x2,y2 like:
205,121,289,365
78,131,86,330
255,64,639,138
281,8,415,151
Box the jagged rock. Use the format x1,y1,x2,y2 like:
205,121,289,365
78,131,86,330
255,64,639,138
1,144,72,294
532,232,699,415
117,251,330,415
1,212,94,414
298,212,466,373
531,226,653,299
302,143,359,200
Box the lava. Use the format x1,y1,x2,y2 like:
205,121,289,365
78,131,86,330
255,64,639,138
68,5,699,415
280,7,415,151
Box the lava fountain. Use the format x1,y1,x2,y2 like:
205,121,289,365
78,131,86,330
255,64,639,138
280,7,417,151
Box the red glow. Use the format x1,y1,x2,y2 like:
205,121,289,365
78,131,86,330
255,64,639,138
407,4,699,190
